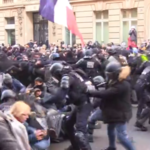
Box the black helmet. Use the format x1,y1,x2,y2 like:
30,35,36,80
50,63,63,79
107,46,117,55
93,41,101,49
93,76,105,87
1,90,16,101
105,62,121,84
84,49,93,58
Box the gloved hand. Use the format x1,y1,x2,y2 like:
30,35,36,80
60,75,70,89
60,105,72,112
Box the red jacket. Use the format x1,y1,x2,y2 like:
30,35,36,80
127,37,137,50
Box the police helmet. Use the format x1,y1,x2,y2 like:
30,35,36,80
50,63,63,78
93,41,102,49
93,76,105,87
84,49,93,58
105,62,121,83
1,90,16,101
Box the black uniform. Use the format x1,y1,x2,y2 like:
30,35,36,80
74,57,101,79
135,64,150,130
48,63,92,150
135,64,150,118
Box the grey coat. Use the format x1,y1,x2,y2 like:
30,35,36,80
0,112,21,150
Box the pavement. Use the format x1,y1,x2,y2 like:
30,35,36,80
50,108,150,150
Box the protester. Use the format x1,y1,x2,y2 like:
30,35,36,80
6,101,31,150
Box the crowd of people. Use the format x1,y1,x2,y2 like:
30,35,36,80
0,35,150,150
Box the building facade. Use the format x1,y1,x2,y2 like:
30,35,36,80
0,0,149,46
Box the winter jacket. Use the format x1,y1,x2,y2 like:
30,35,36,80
88,66,132,123
4,112,31,150
37,92,57,109
0,111,25,150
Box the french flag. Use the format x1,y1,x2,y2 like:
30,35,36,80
40,0,84,45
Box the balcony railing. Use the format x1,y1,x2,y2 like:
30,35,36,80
3,0,13,3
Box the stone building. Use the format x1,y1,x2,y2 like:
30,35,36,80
0,0,149,46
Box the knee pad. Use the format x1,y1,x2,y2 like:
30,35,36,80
75,131,85,141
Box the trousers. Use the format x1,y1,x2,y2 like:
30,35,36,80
65,102,92,150
135,83,145,117
107,123,135,150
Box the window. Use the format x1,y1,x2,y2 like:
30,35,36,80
65,12,76,46
7,30,15,45
122,9,137,43
95,11,109,44
3,0,13,4
33,13,48,45
6,17,15,24
65,27,76,46
5,17,15,45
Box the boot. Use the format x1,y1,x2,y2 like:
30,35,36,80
135,107,150,131
75,131,92,150
87,122,95,142
135,121,147,131
47,128,57,139
87,133,94,142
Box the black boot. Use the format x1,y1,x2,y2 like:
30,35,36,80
135,107,150,131
75,131,92,150
87,133,94,142
135,121,147,131
87,122,95,142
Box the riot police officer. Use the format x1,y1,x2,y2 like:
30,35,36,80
73,49,102,79
48,63,92,150
134,62,150,131
135,61,150,118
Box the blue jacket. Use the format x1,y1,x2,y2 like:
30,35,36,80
2,78,26,93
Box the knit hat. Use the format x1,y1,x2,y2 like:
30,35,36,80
34,88,41,93
3,74,12,84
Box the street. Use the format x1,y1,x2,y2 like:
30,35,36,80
51,108,150,150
